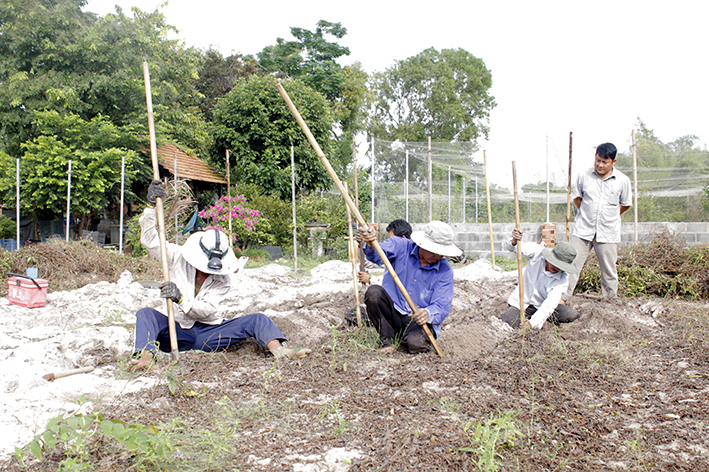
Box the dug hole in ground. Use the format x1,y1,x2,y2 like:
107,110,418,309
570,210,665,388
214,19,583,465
1,259,708,470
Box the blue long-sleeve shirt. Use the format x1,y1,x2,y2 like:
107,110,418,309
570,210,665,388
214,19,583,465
363,237,454,337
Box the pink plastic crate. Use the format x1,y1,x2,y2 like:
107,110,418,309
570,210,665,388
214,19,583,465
8,276,48,308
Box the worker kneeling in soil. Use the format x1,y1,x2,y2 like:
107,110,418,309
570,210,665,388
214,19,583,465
357,220,461,354
501,229,580,329
130,180,310,370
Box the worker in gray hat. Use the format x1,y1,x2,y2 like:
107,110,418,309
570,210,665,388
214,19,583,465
357,220,462,353
130,180,311,370
501,229,580,329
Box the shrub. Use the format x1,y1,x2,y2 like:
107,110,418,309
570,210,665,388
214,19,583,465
0,214,15,239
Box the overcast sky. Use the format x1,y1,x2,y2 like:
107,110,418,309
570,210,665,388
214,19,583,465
85,0,709,187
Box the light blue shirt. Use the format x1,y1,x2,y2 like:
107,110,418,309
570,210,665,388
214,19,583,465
363,237,454,337
571,167,632,243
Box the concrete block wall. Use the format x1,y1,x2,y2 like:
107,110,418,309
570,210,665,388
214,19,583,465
409,221,709,259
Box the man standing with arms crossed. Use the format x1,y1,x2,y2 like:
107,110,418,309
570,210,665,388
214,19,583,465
563,142,632,302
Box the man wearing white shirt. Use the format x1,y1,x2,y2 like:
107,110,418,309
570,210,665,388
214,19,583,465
564,143,632,300
501,229,580,329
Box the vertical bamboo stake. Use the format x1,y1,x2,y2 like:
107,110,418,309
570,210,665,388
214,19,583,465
66,160,72,241
428,136,433,221
512,161,525,327
16,159,20,248
291,145,298,270
226,150,233,246
173,155,178,244
143,61,179,362
119,155,125,254
483,151,495,269
345,183,362,327
277,83,443,358
566,132,573,241
632,129,638,244
353,139,366,275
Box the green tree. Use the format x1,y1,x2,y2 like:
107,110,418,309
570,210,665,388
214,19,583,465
368,47,495,143
196,50,262,121
0,0,209,159
13,111,138,229
212,76,335,198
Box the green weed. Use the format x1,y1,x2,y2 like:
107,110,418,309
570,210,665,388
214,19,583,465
460,409,524,472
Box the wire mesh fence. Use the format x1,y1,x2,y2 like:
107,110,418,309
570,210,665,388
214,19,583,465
366,138,709,225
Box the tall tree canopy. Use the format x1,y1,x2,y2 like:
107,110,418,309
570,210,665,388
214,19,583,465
212,76,334,198
368,47,495,143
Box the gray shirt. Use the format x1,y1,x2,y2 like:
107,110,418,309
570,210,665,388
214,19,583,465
571,167,632,243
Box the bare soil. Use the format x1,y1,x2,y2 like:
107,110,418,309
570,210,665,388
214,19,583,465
4,266,708,471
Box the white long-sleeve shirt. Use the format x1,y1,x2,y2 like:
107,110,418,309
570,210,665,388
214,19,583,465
140,208,230,329
504,238,569,329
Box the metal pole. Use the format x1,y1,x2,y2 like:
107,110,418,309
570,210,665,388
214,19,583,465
427,136,432,221
546,135,550,222
475,176,478,223
632,129,638,244
16,159,20,249
448,166,451,223
174,155,178,244
370,136,375,224
483,151,495,268
119,155,125,254
66,160,72,241
226,150,233,246
405,149,409,221
463,177,465,224
291,145,298,269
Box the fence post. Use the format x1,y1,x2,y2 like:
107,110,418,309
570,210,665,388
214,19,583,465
427,136,432,221
405,149,409,222
66,160,72,241
371,136,375,224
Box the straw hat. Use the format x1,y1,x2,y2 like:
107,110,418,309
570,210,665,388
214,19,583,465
542,242,578,273
182,229,239,275
410,221,463,258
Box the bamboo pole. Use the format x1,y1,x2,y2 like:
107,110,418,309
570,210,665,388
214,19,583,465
143,61,179,362
226,149,233,247
345,183,362,328
566,132,573,242
277,83,444,358
483,151,495,269
512,161,526,328
66,160,72,242
291,145,298,270
632,129,638,244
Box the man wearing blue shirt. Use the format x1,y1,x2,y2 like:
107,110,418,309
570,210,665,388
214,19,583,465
357,220,461,354
564,143,632,301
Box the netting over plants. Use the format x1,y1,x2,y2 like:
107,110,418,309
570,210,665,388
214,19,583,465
365,138,709,225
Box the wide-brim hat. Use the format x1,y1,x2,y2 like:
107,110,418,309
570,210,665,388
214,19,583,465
542,241,578,274
182,229,239,275
410,220,463,258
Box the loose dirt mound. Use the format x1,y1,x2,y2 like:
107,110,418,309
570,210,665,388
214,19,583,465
1,260,708,471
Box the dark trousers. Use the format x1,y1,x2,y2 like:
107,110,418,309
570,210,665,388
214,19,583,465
133,308,285,355
363,285,432,353
501,303,580,329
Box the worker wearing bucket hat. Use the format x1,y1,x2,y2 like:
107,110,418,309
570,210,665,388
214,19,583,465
357,220,461,354
130,180,310,370
500,229,580,329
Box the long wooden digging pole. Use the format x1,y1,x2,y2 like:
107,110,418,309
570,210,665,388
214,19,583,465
143,61,179,362
344,182,363,328
566,132,573,242
277,83,444,358
512,161,526,328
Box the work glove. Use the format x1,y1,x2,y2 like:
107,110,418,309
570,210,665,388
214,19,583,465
159,281,183,304
146,179,167,208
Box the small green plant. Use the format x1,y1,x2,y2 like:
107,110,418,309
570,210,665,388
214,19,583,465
460,409,524,472
623,428,649,470
318,399,356,438
13,412,174,471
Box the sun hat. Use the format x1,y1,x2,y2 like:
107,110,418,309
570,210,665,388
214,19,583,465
542,241,578,273
410,221,463,258
182,229,239,275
